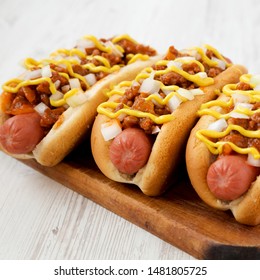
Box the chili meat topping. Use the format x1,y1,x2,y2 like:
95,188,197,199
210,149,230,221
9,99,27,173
108,45,231,134
1,35,157,135
220,82,260,156
196,74,260,163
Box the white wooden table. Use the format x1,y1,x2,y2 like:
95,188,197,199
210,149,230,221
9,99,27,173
0,0,259,260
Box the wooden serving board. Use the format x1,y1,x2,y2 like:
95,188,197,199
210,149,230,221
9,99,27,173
21,142,260,260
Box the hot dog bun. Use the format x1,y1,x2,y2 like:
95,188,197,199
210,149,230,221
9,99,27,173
186,75,260,225
0,35,161,166
91,44,247,196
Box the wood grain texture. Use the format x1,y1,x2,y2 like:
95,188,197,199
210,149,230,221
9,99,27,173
21,142,260,260
1,0,260,260
0,153,192,260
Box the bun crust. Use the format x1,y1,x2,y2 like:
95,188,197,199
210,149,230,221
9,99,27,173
92,65,247,196
0,55,161,166
186,90,260,226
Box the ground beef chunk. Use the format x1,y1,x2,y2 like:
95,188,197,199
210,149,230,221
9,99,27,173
72,64,89,76
236,82,252,91
122,116,139,129
40,107,66,128
164,46,179,60
20,86,37,104
221,134,248,149
248,138,260,151
207,67,222,78
36,81,51,94
182,62,201,75
116,39,156,56
139,117,155,133
220,106,260,155
227,118,249,130
132,96,155,114
159,71,192,88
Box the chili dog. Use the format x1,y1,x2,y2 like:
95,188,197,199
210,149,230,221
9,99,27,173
0,34,160,166
91,44,247,196
186,73,260,225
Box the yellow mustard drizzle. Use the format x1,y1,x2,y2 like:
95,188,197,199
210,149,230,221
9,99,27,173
98,101,173,124
196,125,260,158
199,96,260,119
2,34,152,109
50,48,86,59
134,69,153,81
127,54,150,64
170,58,205,72
155,65,213,87
239,73,252,84
222,83,260,99
82,35,111,53
106,81,133,97
239,73,260,90
193,44,231,68
146,91,190,104
3,77,57,94
196,76,260,159
153,58,214,86
97,45,230,125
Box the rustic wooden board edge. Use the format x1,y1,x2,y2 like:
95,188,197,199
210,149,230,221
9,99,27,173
205,245,260,260
18,147,260,260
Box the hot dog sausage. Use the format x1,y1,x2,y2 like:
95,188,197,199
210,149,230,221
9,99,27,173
207,155,260,201
109,128,152,175
0,112,44,154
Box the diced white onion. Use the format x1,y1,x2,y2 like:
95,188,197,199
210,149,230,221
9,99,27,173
104,41,124,57
54,80,61,89
167,95,182,112
247,153,260,167
84,73,97,86
50,91,64,101
161,88,172,95
139,77,161,94
167,60,182,69
229,111,250,119
148,71,155,79
101,120,122,141
69,78,81,89
189,88,204,95
232,93,250,104
196,72,207,78
132,80,140,87
117,113,127,122
61,85,70,93
152,126,161,134
234,102,254,110
34,102,48,116
207,118,228,132
179,49,198,58
213,106,223,113
66,90,88,107
177,88,194,100
23,69,42,80
41,65,52,78
212,57,226,70
76,38,95,49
